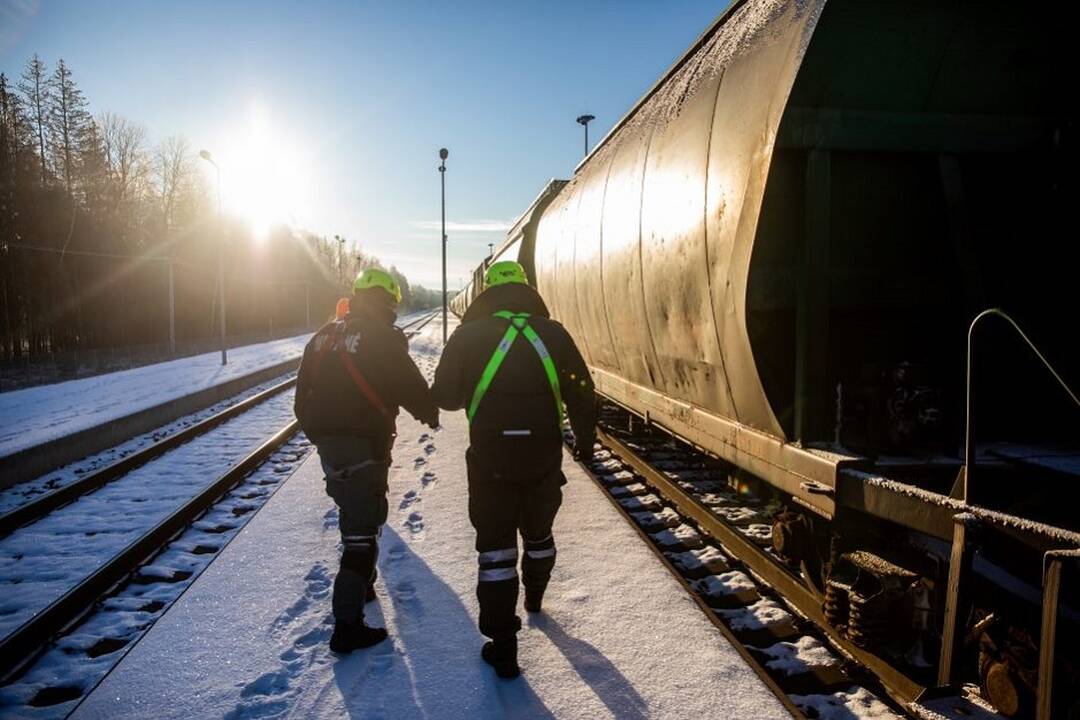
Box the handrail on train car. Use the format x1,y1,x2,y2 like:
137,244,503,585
963,308,1080,503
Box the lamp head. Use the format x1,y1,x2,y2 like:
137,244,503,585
439,148,449,161
199,149,212,161
576,114,595,126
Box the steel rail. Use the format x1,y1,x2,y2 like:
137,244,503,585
596,426,927,711
401,309,440,337
570,439,807,719
0,376,298,538
0,420,300,682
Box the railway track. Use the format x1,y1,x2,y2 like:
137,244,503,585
0,376,299,539
574,402,979,720
0,309,436,537
0,308,440,700
398,308,440,337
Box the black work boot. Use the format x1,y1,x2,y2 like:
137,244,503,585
523,587,545,614
330,620,388,653
481,637,520,679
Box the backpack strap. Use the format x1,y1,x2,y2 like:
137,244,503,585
336,335,390,418
466,311,564,426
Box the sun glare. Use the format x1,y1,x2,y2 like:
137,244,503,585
219,108,311,242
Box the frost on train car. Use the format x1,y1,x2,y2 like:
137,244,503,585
533,0,1076,521
532,0,1077,714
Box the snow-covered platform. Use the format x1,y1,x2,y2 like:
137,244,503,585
72,319,789,720
0,333,311,487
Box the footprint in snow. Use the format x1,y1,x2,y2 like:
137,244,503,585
405,512,424,535
271,563,331,633
393,580,417,601
413,456,427,468
423,444,436,455
418,433,431,443
399,490,418,510
239,670,290,699
322,508,339,529
225,698,288,720
293,625,330,649
421,471,436,487
368,644,395,673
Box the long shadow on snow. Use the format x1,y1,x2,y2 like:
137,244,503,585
333,526,554,720
528,613,649,720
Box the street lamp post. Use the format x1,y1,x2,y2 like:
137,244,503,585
576,114,595,157
199,149,227,365
439,148,449,343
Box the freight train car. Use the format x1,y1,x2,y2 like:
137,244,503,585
456,0,1078,715
450,180,566,317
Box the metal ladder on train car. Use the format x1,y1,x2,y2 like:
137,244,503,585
938,308,1080,720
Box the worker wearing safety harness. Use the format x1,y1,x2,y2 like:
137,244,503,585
295,268,439,653
432,260,596,679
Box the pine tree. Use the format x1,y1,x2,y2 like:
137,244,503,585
17,56,50,188
49,59,91,201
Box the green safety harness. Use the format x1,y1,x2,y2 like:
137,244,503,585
467,311,565,426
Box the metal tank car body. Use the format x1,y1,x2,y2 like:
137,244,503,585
534,0,1076,522
455,0,1077,715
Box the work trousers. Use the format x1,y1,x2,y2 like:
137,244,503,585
318,436,389,624
466,447,564,641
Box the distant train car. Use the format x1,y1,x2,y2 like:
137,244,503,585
458,0,1078,714
449,180,566,316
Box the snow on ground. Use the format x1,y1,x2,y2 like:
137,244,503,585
0,333,311,459
0,435,314,719
0,390,298,639
72,315,789,720
0,373,295,516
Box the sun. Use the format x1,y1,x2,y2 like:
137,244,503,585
219,108,310,241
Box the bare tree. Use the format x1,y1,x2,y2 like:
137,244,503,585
153,135,193,239
17,55,49,187
98,112,148,222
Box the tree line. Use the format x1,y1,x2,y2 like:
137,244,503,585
0,55,440,380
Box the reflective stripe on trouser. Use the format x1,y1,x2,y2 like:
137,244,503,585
522,533,556,599
318,436,389,623
467,447,564,641
476,546,520,640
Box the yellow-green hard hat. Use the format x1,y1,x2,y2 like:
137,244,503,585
485,260,528,288
354,268,402,304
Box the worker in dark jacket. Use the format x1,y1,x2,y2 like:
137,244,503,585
295,268,439,653
432,260,596,679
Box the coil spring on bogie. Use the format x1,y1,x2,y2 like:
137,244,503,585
847,590,889,648
824,578,850,630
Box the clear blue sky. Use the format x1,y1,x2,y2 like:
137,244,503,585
2,0,726,289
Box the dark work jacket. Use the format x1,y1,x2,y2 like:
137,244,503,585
294,295,437,459
433,283,596,478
